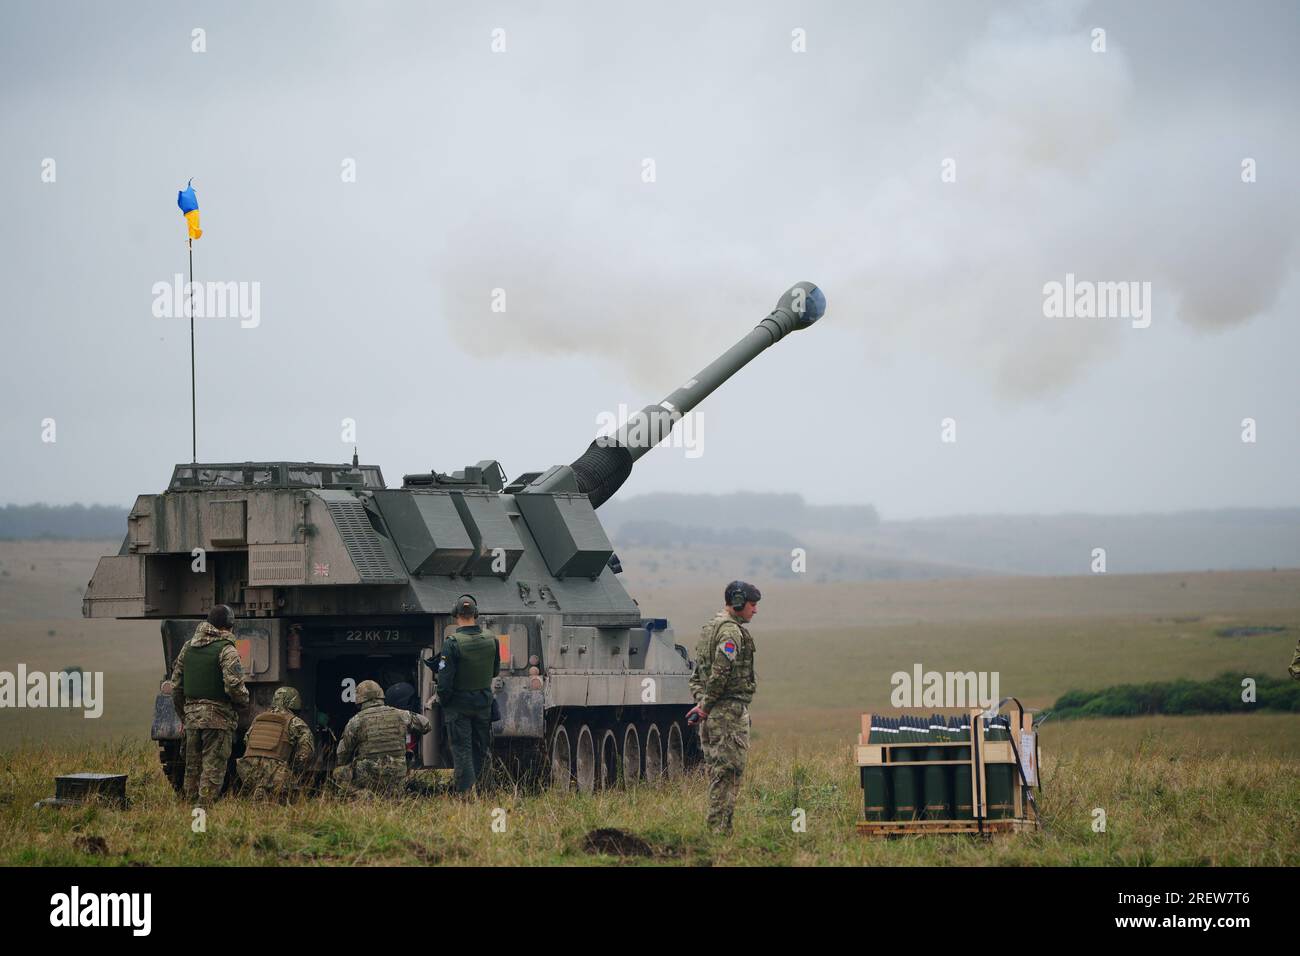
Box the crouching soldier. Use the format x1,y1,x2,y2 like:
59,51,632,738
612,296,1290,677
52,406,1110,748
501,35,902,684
236,686,315,800
331,679,430,797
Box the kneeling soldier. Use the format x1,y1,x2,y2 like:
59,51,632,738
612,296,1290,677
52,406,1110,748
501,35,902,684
236,686,315,800
332,679,430,797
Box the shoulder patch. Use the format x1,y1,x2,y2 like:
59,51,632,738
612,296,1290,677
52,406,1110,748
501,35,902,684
719,638,738,660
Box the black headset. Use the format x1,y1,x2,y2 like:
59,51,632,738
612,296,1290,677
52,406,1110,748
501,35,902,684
727,582,748,611
726,580,761,611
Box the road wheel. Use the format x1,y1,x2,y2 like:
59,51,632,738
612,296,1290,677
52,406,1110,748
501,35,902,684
573,723,596,794
597,727,620,790
643,723,664,784
621,722,642,787
547,722,573,792
666,721,685,779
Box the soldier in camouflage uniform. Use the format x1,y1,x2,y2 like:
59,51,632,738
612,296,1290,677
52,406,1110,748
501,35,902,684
235,686,315,800
331,679,430,797
1289,636,1300,681
687,580,760,835
436,595,501,795
169,604,249,806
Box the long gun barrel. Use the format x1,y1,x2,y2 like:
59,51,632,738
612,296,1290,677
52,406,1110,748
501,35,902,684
565,282,825,508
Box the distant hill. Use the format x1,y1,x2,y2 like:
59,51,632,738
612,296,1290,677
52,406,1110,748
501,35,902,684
856,509,1300,576
600,495,1300,578
600,492,880,534
0,504,128,540
4,497,1299,579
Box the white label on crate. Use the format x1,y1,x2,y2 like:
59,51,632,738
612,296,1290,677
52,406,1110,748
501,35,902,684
1019,731,1037,786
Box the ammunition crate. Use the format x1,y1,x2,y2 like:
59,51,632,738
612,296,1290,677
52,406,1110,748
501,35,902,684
855,705,1041,837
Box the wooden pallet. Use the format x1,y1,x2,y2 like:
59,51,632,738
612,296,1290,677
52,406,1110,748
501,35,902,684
857,817,1039,837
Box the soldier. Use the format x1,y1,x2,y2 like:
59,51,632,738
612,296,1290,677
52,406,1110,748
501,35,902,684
169,604,250,807
686,580,760,835
1289,635,1300,681
385,681,422,768
331,679,430,797
235,686,315,800
436,595,500,795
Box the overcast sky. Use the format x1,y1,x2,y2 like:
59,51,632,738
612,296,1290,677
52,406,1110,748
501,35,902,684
1,0,1296,519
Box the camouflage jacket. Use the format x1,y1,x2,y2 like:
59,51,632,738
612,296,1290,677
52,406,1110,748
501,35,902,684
243,706,316,773
170,622,250,730
336,699,431,766
689,610,757,712
1289,636,1300,681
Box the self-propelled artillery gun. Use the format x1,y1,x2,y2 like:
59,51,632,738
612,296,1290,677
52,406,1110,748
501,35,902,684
82,283,826,792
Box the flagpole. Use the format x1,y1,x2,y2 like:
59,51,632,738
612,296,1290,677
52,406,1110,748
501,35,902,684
189,236,196,463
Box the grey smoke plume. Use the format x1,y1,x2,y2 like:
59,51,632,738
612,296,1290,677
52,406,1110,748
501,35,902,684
437,2,1300,397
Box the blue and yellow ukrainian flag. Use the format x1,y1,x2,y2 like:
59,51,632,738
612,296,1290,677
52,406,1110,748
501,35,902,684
177,178,202,239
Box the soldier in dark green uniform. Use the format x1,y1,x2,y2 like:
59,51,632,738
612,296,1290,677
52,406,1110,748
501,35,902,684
436,595,500,795
687,581,760,835
169,604,250,807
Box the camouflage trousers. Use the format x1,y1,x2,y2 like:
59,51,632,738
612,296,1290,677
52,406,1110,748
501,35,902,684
183,728,234,806
330,754,408,797
445,708,493,794
236,755,301,801
701,700,750,834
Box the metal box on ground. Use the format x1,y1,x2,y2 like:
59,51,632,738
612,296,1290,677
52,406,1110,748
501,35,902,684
35,773,129,809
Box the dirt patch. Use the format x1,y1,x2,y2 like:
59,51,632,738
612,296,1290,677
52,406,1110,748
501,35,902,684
403,839,469,865
582,828,655,857
74,834,108,855
405,840,443,865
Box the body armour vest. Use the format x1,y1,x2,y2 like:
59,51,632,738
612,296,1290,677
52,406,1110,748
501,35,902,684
356,705,408,758
245,710,293,761
452,631,497,692
182,639,233,702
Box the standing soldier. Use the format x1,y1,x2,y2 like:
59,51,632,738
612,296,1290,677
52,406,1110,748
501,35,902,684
235,686,315,800
686,580,760,835
169,604,250,807
436,595,500,795
332,679,430,797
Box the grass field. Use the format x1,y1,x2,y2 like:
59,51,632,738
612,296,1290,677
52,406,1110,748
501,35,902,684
1,541,1297,865
1,714,1295,866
